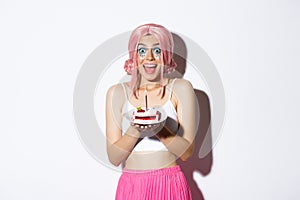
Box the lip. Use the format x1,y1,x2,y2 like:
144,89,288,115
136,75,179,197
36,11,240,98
143,63,157,68
143,63,157,75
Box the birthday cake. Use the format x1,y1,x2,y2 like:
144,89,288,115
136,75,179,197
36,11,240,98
132,107,161,124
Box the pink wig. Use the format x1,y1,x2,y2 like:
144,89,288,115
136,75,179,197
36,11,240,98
124,23,177,96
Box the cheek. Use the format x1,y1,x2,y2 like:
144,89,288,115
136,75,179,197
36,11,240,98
154,54,161,60
137,56,143,65
156,51,164,63
156,55,163,64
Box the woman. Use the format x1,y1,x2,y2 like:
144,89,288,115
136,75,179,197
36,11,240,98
106,23,197,200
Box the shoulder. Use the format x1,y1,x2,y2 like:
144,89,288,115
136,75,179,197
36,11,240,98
172,79,196,111
106,83,127,100
173,78,194,92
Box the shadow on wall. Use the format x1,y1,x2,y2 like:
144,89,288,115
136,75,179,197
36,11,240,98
168,33,213,200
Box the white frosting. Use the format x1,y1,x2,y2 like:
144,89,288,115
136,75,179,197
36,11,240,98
132,107,161,124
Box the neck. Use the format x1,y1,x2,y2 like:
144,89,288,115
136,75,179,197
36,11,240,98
139,84,160,91
139,76,161,88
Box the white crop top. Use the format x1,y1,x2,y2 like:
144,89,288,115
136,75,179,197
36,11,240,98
121,78,179,152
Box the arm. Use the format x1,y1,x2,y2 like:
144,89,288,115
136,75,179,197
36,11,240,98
156,79,198,161
105,84,141,166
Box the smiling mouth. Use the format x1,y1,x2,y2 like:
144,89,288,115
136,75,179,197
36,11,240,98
143,64,157,74
143,64,157,68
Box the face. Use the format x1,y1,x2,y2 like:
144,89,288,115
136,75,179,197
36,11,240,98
137,34,163,82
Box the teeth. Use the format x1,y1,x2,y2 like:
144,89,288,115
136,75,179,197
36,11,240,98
143,64,157,68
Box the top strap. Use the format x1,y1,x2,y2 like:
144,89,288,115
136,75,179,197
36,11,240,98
168,78,177,100
120,83,128,101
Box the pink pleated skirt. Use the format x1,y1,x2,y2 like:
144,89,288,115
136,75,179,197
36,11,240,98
115,165,192,200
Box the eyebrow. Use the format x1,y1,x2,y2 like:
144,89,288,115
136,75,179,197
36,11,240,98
137,43,160,47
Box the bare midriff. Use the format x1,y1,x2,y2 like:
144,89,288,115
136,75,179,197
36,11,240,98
125,151,177,170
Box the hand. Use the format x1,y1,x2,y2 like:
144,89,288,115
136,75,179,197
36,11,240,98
130,121,165,138
155,125,176,139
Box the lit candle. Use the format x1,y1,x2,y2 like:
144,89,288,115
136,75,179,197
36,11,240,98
145,89,148,110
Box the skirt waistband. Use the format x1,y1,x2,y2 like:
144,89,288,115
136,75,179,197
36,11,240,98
122,165,181,176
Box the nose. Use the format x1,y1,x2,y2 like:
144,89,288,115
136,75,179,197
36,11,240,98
145,49,155,61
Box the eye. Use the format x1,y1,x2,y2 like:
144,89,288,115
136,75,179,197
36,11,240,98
137,47,147,57
152,47,161,55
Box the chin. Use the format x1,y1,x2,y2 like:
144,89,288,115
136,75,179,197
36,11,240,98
142,73,161,82
138,64,162,82
148,77,160,82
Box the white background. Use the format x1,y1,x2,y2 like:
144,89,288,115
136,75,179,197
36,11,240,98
1,0,300,199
